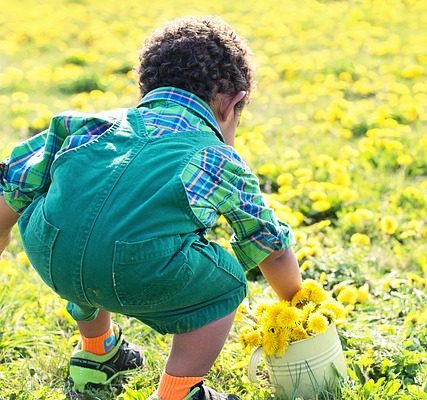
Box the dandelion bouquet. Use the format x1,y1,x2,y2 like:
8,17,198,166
240,279,346,356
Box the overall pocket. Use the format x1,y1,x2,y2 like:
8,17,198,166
112,235,194,307
207,242,247,285
19,201,60,292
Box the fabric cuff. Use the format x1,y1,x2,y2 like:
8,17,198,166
0,161,6,196
231,221,295,271
66,302,100,322
0,186,31,213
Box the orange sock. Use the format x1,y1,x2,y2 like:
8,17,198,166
157,372,203,400
81,325,117,355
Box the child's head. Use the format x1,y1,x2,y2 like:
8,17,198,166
137,16,254,114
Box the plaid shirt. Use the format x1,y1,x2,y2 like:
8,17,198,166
0,87,293,270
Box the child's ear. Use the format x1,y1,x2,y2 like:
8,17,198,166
220,91,246,122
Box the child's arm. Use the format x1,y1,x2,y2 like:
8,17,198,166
182,145,302,301
0,196,19,256
259,247,302,301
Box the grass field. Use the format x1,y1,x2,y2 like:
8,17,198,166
0,0,426,399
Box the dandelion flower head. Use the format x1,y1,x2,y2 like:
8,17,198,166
276,304,300,328
307,313,329,334
318,299,345,320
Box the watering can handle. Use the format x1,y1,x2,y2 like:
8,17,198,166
248,346,263,383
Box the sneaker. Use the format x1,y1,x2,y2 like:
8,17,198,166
186,382,240,400
67,325,143,394
147,381,240,400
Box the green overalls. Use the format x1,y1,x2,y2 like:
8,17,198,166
18,107,247,334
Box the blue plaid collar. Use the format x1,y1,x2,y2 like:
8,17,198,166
138,86,224,142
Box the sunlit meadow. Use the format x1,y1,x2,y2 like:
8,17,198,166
0,0,426,399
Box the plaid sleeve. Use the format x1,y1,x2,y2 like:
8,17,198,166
0,163,4,196
0,112,114,213
181,145,295,271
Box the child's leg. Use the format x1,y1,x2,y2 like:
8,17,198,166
76,309,117,355
68,309,143,393
156,311,236,399
166,311,236,376
77,309,111,338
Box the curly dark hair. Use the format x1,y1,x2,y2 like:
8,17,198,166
137,16,254,110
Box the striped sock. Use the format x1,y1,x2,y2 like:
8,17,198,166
81,325,117,355
157,372,203,400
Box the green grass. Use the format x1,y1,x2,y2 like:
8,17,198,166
1,0,427,399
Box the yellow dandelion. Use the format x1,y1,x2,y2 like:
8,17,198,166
296,246,317,261
300,302,318,324
262,330,279,356
276,305,300,328
350,233,371,246
277,172,293,186
381,359,394,372
240,326,260,350
312,200,331,213
244,329,263,349
356,284,370,303
258,163,278,177
300,260,314,272
262,302,287,326
16,251,30,266
307,313,329,334
319,272,327,284
235,301,250,321
351,209,374,225
11,116,29,131
255,304,268,319
344,304,355,316
290,288,310,307
276,329,290,355
397,154,413,166
301,279,329,304
358,354,375,367
406,273,427,287
332,281,353,295
240,325,253,340
309,190,327,201
318,306,336,322
319,299,345,320
54,307,75,324
0,259,16,276
337,286,359,305
380,216,398,235
290,324,309,342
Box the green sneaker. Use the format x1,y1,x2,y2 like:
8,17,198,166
148,381,240,400
67,326,143,394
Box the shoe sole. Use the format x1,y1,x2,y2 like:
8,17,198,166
65,367,142,400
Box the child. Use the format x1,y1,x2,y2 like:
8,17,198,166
0,16,301,400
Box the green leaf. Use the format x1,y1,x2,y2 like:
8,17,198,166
407,385,427,399
385,380,400,396
352,362,366,384
363,379,375,396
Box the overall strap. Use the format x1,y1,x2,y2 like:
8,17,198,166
126,108,148,139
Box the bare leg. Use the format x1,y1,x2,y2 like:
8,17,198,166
77,309,111,338
165,311,236,377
